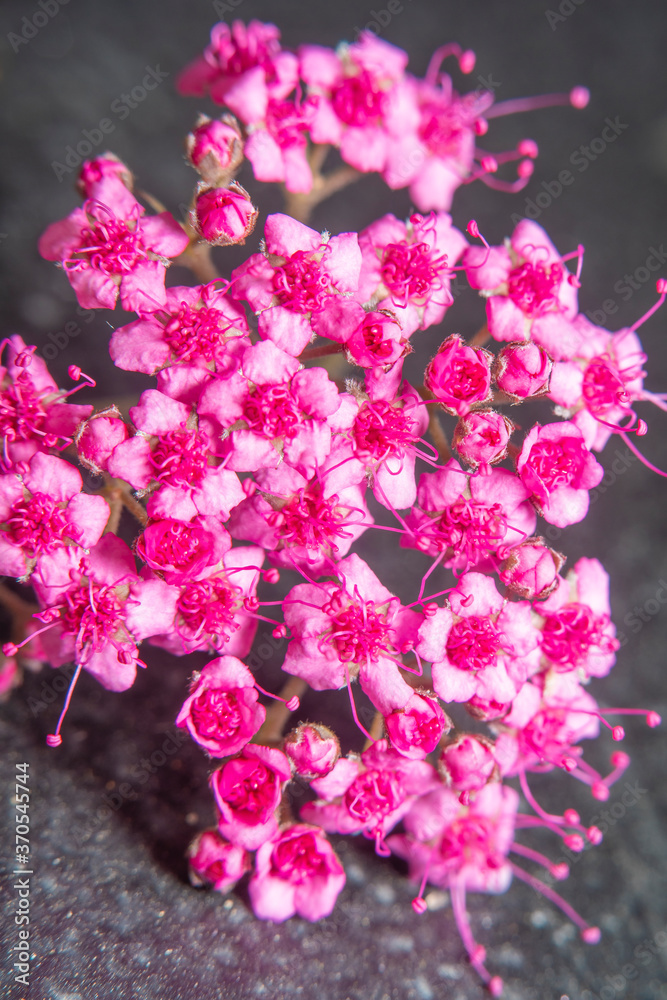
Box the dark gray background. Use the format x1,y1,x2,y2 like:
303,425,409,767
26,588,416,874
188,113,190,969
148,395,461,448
1,1,667,998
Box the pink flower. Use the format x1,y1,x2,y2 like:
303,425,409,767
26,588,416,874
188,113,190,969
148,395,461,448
354,212,467,336
301,741,438,849
244,98,314,194
463,220,578,347
109,282,250,377
77,154,134,200
452,409,513,470
0,337,92,470
187,828,251,892
281,552,420,712
177,20,298,122
516,421,604,527
75,406,129,474
186,114,244,185
536,558,618,678
193,181,258,246
226,464,371,576
176,656,266,757
499,537,565,601
425,334,493,415
135,516,232,585
494,341,553,400
284,723,340,779
403,459,536,570
439,734,498,793
211,743,291,850
230,213,362,356
38,187,188,312
0,452,109,579
385,692,451,759
248,824,346,922
416,571,541,704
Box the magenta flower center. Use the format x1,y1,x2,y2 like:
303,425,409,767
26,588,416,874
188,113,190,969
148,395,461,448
507,259,563,316
582,359,632,416
428,500,508,562
345,768,403,825
353,400,414,464
360,319,398,360
520,708,573,762
191,688,243,740
266,100,309,148
381,241,447,303
440,816,502,869
332,70,386,126
271,831,327,883
76,215,148,275
243,384,303,440
541,602,616,668
418,97,472,157
272,250,332,312
219,759,275,821
322,589,392,663
163,303,241,364
61,581,124,661
446,615,501,671
151,429,210,488
0,379,48,444
431,349,489,405
526,437,589,490
7,493,71,556
177,577,242,643
273,487,354,553
216,22,280,77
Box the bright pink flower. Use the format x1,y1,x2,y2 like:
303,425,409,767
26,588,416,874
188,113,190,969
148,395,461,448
499,537,565,601
323,382,429,511
244,98,314,194
439,734,497,793
248,824,346,922
0,337,92,470
425,334,493,415
0,452,109,579
284,723,340,779
281,552,420,713
197,341,341,477
226,464,372,576
187,114,244,185
230,213,362,356
77,154,133,201
299,33,412,174
403,459,536,570
211,743,291,850
354,212,466,336
388,782,518,895
38,188,188,312
495,341,552,399
109,282,250,378
75,406,129,474
385,692,451,759
536,558,618,678
452,409,513,470
516,421,604,527
107,389,244,522
463,220,578,347
177,20,298,122
127,545,263,658
30,535,145,691
194,181,258,246
416,571,541,703
176,656,266,757
187,828,251,892
301,741,438,850
135,516,232,585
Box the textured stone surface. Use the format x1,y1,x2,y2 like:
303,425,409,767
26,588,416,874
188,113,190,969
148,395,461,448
1,1,667,998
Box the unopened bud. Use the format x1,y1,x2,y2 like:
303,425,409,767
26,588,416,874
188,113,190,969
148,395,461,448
194,181,258,247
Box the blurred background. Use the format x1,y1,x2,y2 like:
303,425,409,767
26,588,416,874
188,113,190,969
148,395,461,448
1,1,666,998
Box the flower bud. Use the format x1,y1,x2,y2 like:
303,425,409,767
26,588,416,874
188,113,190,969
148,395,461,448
499,536,565,601
194,181,258,246
187,113,244,186
494,341,552,400
439,734,497,791
385,693,451,759
187,828,251,892
75,406,129,474
77,153,133,198
425,334,492,415
284,723,340,779
453,409,513,468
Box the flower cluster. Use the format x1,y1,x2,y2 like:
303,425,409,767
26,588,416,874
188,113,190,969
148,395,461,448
4,20,664,998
